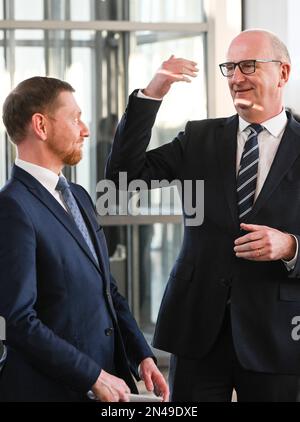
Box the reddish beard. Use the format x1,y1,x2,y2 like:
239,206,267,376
62,148,82,166
47,138,83,166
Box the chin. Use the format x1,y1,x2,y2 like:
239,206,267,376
63,151,82,166
234,98,253,110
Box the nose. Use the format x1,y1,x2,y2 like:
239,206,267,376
230,64,247,83
80,120,90,137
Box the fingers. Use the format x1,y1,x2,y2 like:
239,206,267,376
139,358,169,402
240,223,267,232
166,55,198,68
234,248,267,261
143,371,154,392
144,55,198,98
98,382,120,402
93,370,131,402
235,230,263,245
234,224,286,261
146,370,169,401
153,374,170,402
161,56,199,80
98,382,130,402
234,238,265,253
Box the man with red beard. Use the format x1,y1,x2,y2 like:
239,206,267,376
0,77,169,402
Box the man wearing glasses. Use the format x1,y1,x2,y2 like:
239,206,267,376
106,29,300,401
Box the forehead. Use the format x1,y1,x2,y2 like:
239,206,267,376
55,91,81,113
227,33,273,61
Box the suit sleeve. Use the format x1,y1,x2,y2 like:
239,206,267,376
73,185,156,379
288,234,300,279
0,195,101,393
105,90,188,185
109,274,155,379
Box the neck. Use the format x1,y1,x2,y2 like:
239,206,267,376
238,106,283,124
17,145,63,175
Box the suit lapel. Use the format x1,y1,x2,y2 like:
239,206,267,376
250,115,300,220
12,166,102,273
71,186,110,283
216,115,240,231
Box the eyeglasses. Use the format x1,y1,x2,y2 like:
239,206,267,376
219,59,282,77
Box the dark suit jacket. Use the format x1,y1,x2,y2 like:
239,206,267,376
106,91,300,375
0,165,153,401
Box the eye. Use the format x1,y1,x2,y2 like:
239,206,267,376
225,63,234,71
241,61,254,70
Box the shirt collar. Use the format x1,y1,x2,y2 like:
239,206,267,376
238,108,288,138
15,158,65,192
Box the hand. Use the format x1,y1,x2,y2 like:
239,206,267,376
139,357,169,402
234,223,297,261
143,55,199,99
91,370,131,402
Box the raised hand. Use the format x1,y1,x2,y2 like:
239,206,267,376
143,55,199,99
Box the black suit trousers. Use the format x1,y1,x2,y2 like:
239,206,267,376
169,307,300,402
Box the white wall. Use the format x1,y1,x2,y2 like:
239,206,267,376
205,0,242,117
244,0,300,114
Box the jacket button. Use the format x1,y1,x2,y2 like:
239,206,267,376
220,278,231,288
105,328,114,336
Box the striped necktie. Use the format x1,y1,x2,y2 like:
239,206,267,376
237,124,263,221
55,176,99,265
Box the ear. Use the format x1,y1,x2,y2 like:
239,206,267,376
31,113,48,141
278,62,291,87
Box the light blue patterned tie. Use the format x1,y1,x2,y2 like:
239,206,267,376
237,124,263,221
55,176,99,265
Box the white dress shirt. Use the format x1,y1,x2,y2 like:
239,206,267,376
15,158,68,211
237,109,287,200
238,111,297,268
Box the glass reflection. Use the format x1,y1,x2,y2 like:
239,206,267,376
140,223,182,330
14,0,43,20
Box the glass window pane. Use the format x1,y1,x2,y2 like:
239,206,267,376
70,0,91,21
129,33,207,146
15,29,44,40
130,0,205,22
139,223,182,329
14,0,43,20
66,46,93,194
285,1,300,114
0,0,3,19
0,44,9,188
15,47,45,83
71,30,94,41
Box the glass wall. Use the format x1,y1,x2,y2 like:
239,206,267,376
130,0,205,22
0,0,207,339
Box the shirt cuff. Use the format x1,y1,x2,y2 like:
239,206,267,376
282,234,298,270
137,89,163,101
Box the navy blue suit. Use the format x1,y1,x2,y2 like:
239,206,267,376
106,93,300,400
0,165,153,402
